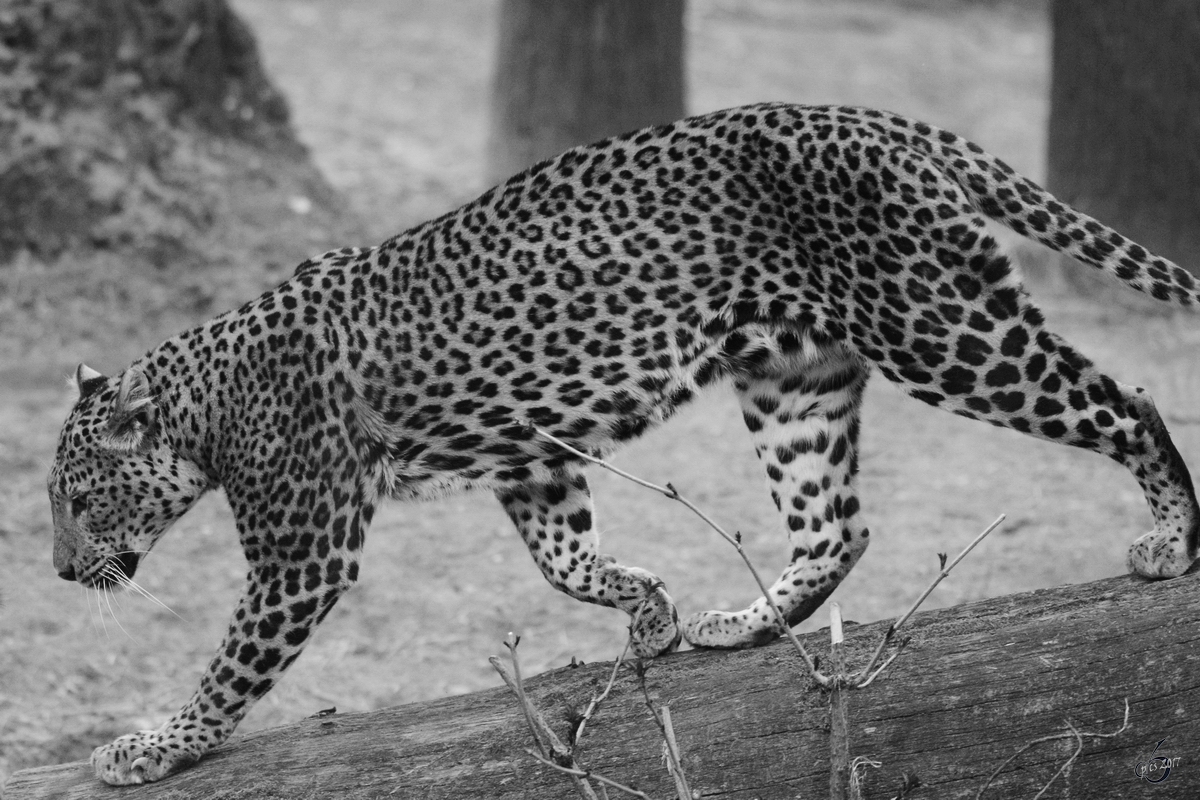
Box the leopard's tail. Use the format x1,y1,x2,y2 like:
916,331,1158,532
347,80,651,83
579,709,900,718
925,127,1199,308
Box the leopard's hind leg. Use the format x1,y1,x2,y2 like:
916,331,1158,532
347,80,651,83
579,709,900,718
683,349,872,649
497,470,681,657
859,236,1199,580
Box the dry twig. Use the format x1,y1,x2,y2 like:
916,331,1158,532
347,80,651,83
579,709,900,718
528,423,828,686
658,706,692,800
828,603,853,800
974,699,1131,799
492,596,680,800
527,422,1010,800
852,514,1006,686
491,635,601,800
526,751,651,800
574,639,631,745
497,634,555,759
634,662,693,800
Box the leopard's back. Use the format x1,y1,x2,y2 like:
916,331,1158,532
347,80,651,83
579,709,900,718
271,104,1193,501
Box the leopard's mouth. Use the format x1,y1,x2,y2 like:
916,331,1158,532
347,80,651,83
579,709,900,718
79,552,141,589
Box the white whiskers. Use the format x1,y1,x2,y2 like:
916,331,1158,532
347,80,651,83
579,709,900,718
78,550,187,641
97,577,135,641
99,557,186,622
90,581,109,639
81,581,99,636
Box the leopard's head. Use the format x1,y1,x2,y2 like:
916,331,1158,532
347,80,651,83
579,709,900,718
47,364,211,588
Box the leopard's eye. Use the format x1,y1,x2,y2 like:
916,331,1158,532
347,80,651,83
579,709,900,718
70,494,88,517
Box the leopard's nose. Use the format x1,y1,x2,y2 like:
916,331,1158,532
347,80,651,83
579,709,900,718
57,566,76,582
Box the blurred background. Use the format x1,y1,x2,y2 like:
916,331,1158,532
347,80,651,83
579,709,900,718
1,0,1197,784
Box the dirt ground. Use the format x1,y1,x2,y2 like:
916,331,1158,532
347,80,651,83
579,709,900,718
2,0,1198,786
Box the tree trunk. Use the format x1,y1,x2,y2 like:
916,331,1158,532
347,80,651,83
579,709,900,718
485,0,686,186
0,0,356,267
6,571,1197,799
1046,0,1200,294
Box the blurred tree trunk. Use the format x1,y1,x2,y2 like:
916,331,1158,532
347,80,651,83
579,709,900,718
0,0,353,266
1046,0,1200,292
485,0,686,186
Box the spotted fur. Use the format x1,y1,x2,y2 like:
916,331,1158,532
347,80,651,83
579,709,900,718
49,104,1197,784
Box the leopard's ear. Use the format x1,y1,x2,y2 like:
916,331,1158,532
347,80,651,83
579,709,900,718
103,366,157,453
72,363,107,401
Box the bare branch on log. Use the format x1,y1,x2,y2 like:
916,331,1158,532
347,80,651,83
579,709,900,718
976,699,1131,799
528,423,829,684
853,514,1006,685
7,571,1196,799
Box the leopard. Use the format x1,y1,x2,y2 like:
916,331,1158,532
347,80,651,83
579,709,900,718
48,103,1198,785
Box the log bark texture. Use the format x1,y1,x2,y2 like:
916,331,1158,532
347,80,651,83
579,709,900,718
5,571,1198,799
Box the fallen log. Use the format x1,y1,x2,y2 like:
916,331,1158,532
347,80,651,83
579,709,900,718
5,570,1197,799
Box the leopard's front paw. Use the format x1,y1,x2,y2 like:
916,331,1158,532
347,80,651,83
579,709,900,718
627,573,681,658
682,608,780,650
1127,529,1198,579
91,729,200,785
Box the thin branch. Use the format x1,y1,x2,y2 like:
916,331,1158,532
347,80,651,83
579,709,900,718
828,603,852,800
491,640,600,800
974,699,1131,800
635,663,692,799
574,638,631,746
494,633,677,800
852,514,1005,685
628,658,698,800
658,706,692,800
895,514,1007,632
854,647,904,690
529,423,829,686
525,751,650,799
497,633,552,759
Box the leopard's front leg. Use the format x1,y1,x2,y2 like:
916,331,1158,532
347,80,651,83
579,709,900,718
497,470,681,657
92,512,366,785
